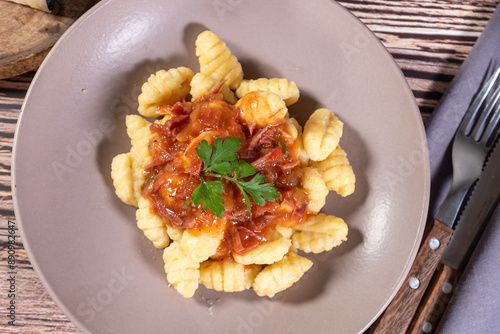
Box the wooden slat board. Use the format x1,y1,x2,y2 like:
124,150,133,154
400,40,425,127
0,0,499,332
339,0,500,118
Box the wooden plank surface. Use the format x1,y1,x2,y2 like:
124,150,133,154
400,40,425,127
0,0,498,332
341,0,499,118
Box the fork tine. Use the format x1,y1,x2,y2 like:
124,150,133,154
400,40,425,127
473,83,500,142
459,67,500,134
481,103,500,147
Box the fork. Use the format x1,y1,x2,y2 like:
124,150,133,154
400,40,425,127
372,65,500,334
435,66,500,226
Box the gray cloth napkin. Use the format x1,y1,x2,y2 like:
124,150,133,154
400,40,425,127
425,4,500,333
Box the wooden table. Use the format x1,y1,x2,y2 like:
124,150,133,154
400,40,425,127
1,0,498,332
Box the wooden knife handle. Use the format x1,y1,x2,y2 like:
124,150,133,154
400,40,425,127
371,219,453,334
408,264,462,333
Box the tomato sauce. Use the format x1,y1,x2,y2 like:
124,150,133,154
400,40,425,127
141,91,309,257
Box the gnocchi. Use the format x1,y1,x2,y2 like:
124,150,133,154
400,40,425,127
190,72,237,104
292,213,348,253
125,114,154,206
138,67,194,118
303,108,343,161
235,78,300,106
136,197,170,248
235,90,288,127
111,153,135,206
310,146,356,196
111,30,356,298
180,228,224,262
233,234,291,265
196,30,243,90
163,242,200,298
253,251,313,297
286,117,309,166
200,260,261,292
301,167,329,213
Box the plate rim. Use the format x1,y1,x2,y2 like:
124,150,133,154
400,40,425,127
11,0,430,332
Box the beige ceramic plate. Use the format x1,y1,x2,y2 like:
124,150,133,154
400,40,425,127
13,0,429,333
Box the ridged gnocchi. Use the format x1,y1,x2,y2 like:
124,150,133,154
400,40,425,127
235,90,288,127
235,78,300,106
126,115,154,205
284,118,299,141
233,234,291,265
310,146,356,197
301,167,329,213
136,197,170,248
200,260,261,292
196,30,243,90
138,67,194,118
286,117,309,166
111,153,135,206
163,242,200,298
167,225,184,242
253,251,313,297
111,29,357,299
180,229,224,262
292,213,348,253
303,108,343,161
190,72,237,104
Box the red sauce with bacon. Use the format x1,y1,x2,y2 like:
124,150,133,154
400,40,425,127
141,91,309,257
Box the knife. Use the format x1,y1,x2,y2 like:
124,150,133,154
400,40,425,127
371,68,500,334
408,142,500,333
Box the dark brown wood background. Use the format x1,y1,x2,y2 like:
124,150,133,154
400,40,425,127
1,0,499,332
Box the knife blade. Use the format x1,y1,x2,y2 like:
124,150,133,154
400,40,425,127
408,142,500,333
442,144,500,272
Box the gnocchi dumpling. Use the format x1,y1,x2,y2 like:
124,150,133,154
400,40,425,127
286,118,309,166
276,225,293,238
310,146,355,197
111,153,135,206
180,228,224,262
236,90,287,127
163,242,200,298
138,67,194,118
303,108,343,161
284,118,299,141
200,260,261,292
196,30,243,90
233,234,291,265
301,167,329,214
189,72,237,104
292,213,348,253
235,78,300,106
167,225,184,242
126,115,155,204
252,251,313,297
136,197,170,248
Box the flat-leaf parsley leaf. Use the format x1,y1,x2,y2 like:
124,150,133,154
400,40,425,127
191,179,226,218
192,137,280,218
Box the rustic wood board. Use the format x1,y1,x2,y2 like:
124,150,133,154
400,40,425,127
0,0,98,80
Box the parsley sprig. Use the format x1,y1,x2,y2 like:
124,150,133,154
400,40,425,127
191,137,280,218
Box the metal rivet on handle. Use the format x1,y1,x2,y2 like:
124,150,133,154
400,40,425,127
442,282,453,294
429,238,440,250
409,277,420,289
422,322,433,333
